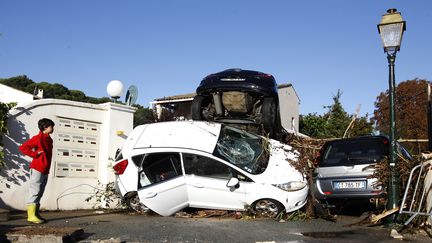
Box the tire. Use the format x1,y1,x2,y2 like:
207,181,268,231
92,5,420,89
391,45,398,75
252,199,284,218
125,192,150,214
191,95,206,120
262,97,277,137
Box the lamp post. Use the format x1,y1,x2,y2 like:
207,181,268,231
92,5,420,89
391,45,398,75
107,80,124,103
377,9,406,213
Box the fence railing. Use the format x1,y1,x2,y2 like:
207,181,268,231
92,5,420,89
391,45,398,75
399,161,432,225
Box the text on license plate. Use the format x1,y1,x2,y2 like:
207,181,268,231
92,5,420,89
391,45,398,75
334,181,366,189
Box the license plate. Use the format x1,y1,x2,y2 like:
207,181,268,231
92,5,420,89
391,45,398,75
334,181,366,189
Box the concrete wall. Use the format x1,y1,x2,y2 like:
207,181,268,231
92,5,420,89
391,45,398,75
0,84,34,107
0,99,135,210
278,85,300,133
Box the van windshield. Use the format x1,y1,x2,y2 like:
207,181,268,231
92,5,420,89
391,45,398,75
321,138,388,167
213,125,269,174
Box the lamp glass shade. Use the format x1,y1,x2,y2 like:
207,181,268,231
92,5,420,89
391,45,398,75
379,22,404,52
107,80,124,98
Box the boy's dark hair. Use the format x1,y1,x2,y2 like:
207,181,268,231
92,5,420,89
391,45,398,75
38,118,55,131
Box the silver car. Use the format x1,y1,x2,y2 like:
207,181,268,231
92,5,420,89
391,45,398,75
312,136,412,205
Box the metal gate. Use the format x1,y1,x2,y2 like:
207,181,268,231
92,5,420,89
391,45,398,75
399,161,432,225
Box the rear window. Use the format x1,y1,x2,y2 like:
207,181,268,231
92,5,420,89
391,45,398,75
320,138,388,167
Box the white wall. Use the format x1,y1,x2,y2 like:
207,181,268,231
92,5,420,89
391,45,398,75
0,99,135,210
0,83,34,107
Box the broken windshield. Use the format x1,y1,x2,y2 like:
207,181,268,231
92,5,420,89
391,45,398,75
213,125,269,174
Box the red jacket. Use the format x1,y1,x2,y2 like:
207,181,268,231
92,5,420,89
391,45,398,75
19,131,53,174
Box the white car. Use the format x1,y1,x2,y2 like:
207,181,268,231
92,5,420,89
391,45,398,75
113,121,308,217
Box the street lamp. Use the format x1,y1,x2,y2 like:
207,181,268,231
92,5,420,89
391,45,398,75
377,9,406,213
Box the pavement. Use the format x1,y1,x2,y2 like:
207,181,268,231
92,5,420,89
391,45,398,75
0,209,431,242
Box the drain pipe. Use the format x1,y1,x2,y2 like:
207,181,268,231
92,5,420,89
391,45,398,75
428,83,432,151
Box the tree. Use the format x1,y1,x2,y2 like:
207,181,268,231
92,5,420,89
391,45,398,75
0,75,34,91
0,75,155,129
373,78,430,153
300,90,373,138
299,113,327,138
133,104,155,127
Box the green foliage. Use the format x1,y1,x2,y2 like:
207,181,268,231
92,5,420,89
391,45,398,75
0,75,155,126
0,76,113,104
299,113,327,138
300,90,373,138
0,75,34,91
85,181,126,209
133,104,155,127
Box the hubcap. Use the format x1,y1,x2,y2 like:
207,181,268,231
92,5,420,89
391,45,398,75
128,195,150,213
255,200,279,217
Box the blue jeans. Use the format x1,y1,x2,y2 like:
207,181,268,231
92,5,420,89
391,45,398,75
27,168,48,205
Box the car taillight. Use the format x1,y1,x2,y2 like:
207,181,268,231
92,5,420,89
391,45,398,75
113,159,128,175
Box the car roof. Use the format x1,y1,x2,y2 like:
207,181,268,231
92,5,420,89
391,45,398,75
132,121,221,153
324,135,388,145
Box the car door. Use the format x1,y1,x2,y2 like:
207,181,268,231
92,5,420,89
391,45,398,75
182,153,247,210
137,152,188,216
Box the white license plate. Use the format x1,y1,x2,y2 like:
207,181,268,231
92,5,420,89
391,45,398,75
334,181,366,189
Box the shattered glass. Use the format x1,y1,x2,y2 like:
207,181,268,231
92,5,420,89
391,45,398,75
216,136,255,165
214,125,269,174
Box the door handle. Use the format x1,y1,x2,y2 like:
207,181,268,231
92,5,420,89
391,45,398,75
192,183,204,188
144,192,157,198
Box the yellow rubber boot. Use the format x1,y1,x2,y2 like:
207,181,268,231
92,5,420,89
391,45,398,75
35,204,47,222
27,204,44,224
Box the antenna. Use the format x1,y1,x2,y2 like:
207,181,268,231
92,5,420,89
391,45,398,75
125,85,138,106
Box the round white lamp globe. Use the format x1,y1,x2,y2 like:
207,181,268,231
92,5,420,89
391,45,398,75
107,80,124,99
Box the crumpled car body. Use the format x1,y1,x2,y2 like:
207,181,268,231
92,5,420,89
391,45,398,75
114,121,308,217
191,68,283,139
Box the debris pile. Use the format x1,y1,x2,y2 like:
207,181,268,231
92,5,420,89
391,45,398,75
283,133,326,218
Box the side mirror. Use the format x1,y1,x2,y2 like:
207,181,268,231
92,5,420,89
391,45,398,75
226,177,240,188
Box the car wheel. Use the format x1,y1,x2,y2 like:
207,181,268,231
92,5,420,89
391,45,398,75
262,97,277,137
191,95,206,120
252,199,284,218
125,192,150,214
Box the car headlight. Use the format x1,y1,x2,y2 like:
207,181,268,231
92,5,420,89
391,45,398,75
273,181,307,191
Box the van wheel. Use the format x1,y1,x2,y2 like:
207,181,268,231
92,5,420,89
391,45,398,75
252,199,284,218
262,97,277,138
125,192,150,214
191,95,206,120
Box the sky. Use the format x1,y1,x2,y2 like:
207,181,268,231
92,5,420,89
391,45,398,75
1,1,431,117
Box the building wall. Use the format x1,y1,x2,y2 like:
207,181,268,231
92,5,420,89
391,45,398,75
0,83,34,107
0,99,135,210
278,85,300,133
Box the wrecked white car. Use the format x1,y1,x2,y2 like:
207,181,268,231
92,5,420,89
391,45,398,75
113,121,308,217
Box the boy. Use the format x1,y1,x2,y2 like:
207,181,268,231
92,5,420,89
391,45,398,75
19,118,55,224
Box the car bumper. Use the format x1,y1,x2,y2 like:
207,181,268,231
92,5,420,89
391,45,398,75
283,185,309,213
115,175,127,197
313,177,385,200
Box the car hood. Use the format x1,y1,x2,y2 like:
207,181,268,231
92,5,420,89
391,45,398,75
253,139,305,184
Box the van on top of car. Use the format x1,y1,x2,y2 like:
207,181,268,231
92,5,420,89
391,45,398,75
113,121,308,217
